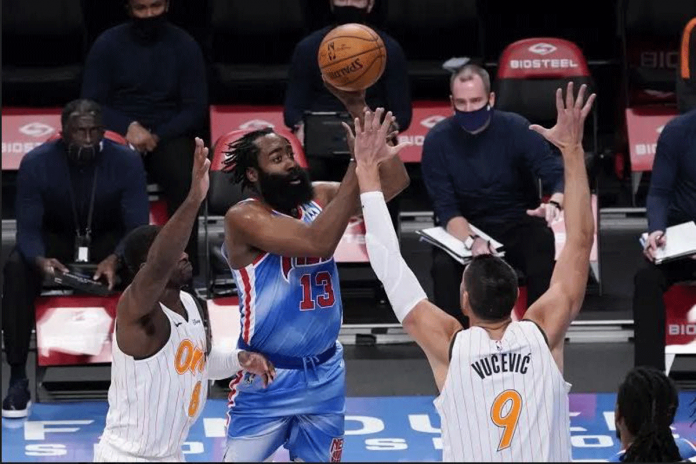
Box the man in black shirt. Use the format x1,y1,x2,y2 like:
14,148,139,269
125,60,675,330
422,64,564,325
81,0,207,274
2,100,149,418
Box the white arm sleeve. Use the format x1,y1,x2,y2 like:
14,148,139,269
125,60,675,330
360,191,427,322
207,348,242,380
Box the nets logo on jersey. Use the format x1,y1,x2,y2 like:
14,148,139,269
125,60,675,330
281,256,332,281
330,438,344,462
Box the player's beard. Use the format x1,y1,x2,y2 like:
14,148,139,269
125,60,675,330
258,167,314,216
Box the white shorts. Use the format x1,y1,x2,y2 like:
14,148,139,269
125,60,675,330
93,440,184,462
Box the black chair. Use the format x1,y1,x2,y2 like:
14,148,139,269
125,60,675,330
207,0,307,104
677,17,696,113
2,0,87,106
382,0,483,99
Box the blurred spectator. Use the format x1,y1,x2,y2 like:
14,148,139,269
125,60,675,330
81,0,207,273
421,64,564,326
1,100,149,418
633,109,696,371
284,0,412,181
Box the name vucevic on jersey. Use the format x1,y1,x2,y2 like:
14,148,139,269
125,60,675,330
471,352,531,380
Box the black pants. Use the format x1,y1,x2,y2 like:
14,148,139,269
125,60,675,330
144,137,198,274
431,215,556,327
632,259,696,371
1,231,122,371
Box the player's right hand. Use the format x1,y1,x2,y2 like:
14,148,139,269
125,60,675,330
644,230,666,262
238,351,276,388
189,137,210,204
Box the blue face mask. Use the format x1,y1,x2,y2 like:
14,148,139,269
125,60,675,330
454,103,493,133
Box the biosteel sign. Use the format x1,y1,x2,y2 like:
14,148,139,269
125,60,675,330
497,38,590,79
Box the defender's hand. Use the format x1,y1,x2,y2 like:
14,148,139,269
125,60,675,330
188,137,210,203
529,82,596,151
238,351,276,388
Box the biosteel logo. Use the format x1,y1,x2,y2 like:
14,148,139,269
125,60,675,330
528,43,557,56
19,122,55,138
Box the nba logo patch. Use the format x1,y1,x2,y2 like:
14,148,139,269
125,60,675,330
329,438,344,462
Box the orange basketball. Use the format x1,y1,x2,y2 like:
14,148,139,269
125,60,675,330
318,23,387,92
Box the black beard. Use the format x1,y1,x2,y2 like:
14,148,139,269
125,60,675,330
66,144,99,166
257,168,314,215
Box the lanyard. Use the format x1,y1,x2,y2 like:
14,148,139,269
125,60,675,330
66,163,99,240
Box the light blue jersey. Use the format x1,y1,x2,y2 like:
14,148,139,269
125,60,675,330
223,198,346,462
229,199,343,357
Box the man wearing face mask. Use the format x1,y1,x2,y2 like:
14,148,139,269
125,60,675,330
1,100,149,419
284,0,412,175
81,0,207,276
422,64,564,326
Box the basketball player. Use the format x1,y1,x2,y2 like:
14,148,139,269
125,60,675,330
610,366,695,462
220,104,409,461
94,138,275,462
352,82,596,461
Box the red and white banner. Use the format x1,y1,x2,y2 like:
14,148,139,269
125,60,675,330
625,106,679,172
35,295,119,366
210,102,452,164
2,108,61,171
664,284,696,353
334,216,369,263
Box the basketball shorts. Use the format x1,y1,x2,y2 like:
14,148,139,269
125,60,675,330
225,342,346,462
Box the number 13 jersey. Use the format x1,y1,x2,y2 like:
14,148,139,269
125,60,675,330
227,199,343,358
434,320,572,462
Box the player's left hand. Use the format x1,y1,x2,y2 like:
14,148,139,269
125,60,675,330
526,202,561,226
238,351,276,387
322,75,367,111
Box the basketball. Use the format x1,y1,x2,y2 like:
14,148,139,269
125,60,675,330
318,23,387,92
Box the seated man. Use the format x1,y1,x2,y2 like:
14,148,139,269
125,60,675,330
1,99,149,418
422,63,564,325
284,0,411,182
81,0,207,274
633,109,696,371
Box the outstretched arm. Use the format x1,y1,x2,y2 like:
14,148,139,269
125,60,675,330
354,111,462,391
524,83,596,372
117,138,210,324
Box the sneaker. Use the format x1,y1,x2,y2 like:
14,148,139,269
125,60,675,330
2,379,31,418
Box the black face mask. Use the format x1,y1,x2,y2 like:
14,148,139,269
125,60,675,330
332,6,368,24
258,167,314,215
66,143,100,166
131,13,168,42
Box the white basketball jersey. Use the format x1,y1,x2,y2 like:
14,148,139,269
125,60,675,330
97,291,209,461
434,320,572,462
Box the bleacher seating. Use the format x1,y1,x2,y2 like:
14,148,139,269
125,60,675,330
382,0,482,99
207,0,307,104
2,0,86,107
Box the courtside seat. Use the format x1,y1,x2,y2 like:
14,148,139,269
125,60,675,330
663,282,696,375
495,37,597,166
620,0,696,107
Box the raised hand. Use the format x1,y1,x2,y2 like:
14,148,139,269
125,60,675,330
238,351,276,388
530,82,596,151
346,108,411,167
188,137,210,203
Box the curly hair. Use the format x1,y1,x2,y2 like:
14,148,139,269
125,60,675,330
618,366,682,462
220,128,275,191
